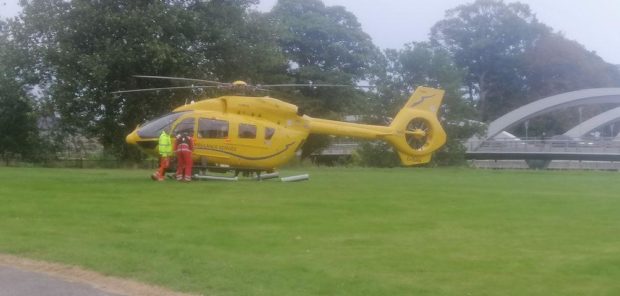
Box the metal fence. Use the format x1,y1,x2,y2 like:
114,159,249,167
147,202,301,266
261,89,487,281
0,158,158,169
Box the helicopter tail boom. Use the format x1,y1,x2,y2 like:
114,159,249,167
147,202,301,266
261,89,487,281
306,86,446,166
306,117,391,139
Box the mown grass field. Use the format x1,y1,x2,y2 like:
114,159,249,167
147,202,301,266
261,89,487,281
1,166,619,295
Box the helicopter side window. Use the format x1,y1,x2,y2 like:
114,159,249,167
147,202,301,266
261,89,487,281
172,117,195,136
265,127,275,140
137,111,190,138
239,123,257,139
198,118,229,139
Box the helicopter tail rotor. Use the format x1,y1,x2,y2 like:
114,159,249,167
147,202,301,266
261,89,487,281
386,87,447,166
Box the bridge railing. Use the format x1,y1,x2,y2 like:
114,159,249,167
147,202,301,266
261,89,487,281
468,138,620,154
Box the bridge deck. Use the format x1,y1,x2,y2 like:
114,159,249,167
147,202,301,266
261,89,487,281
466,151,620,161
466,139,620,161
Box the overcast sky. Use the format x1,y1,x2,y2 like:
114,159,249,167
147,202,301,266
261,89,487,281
2,0,618,64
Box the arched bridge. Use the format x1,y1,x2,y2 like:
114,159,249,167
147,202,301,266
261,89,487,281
466,88,620,165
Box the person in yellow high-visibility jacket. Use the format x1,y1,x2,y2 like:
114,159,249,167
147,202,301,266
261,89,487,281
151,130,172,181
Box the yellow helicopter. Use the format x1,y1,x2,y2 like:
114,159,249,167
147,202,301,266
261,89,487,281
119,76,447,175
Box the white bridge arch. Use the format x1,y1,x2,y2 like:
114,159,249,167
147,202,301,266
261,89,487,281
483,88,620,141
563,106,620,138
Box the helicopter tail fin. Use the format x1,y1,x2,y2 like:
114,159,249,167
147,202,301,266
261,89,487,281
385,87,447,166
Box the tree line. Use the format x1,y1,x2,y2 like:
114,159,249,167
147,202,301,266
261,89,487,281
1,0,618,165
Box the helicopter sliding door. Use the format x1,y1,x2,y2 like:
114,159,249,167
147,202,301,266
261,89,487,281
195,117,233,164
230,118,297,168
190,113,299,168
234,120,269,152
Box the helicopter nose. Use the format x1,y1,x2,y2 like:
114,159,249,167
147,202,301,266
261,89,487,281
126,129,140,145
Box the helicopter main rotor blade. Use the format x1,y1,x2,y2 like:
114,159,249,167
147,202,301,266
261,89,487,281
261,83,348,87
249,87,271,92
259,83,375,89
111,85,221,94
133,75,228,86
122,76,376,94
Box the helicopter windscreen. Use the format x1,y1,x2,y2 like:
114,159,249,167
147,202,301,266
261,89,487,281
137,111,190,138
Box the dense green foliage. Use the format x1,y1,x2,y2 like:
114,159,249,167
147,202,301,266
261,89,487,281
352,141,400,167
0,20,39,161
431,0,620,126
365,42,481,166
7,0,287,159
1,0,619,164
518,33,620,136
270,0,383,156
431,0,548,121
2,167,620,295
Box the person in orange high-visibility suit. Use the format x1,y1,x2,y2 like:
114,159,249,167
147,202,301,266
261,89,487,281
174,131,194,182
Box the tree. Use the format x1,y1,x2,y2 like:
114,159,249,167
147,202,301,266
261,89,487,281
10,1,196,159
514,32,620,136
432,0,620,139
524,32,620,99
362,42,481,166
269,0,383,115
10,0,286,160
0,20,39,161
188,0,288,84
431,0,550,121
269,0,383,157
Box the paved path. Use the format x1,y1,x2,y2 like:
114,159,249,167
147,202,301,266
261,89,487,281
0,266,123,296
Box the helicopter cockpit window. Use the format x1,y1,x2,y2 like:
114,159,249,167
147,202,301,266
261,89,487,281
239,123,257,139
265,127,275,140
172,117,195,136
137,111,190,138
198,118,229,139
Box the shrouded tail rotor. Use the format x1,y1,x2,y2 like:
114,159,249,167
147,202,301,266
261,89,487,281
405,118,433,151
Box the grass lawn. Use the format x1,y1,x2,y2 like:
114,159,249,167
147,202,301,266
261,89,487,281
1,166,620,295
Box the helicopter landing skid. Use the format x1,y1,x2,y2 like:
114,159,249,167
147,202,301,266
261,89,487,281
191,165,277,181
193,174,238,181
